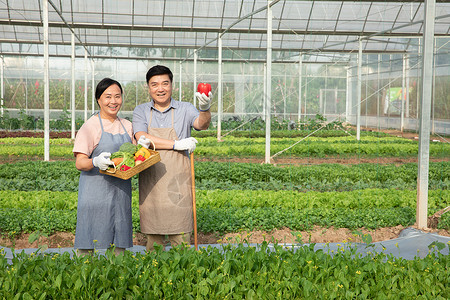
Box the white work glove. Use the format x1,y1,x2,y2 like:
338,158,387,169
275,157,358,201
138,135,152,149
195,91,212,111
92,152,112,170
173,137,198,153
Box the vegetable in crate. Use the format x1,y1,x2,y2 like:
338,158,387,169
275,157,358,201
134,146,151,165
109,142,139,171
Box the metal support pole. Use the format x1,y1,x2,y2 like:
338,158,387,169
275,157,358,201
298,55,302,122
43,0,50,161
377,54,381,130
264,0,272,164
91,60,95,113
84,50,88,122
304,66,308,119
26,59,28,113
432,39,436,135
365,57,368,128
405,55,410,119
416,0,436,230
283,69,286,118
193,50,197,107
345,66,351,122
71,33,76,139
263,63,266,121
217,36,223,141
401,54,406,132
0,56,3,117
179,62,182,101
356,38,362,140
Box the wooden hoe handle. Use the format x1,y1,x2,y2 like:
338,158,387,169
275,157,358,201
190,153,198,251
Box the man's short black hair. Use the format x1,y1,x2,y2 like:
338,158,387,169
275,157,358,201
95,78,122,101
145,65,173,84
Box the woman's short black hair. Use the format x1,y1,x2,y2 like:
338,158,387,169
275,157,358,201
145,65,173,84
95,78,123,100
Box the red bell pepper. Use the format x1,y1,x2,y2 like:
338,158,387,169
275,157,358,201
135,155,146,162
120,165,132,171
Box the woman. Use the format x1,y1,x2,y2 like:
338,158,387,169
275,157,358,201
72,78,135,256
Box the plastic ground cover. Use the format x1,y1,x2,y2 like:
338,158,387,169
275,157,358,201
2,227,449,264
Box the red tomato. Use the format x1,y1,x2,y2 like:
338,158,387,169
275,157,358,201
197,83,211,95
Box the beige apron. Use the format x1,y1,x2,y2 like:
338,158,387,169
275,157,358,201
139,108,193,234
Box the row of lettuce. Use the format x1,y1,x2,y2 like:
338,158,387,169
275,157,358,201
1,135,449,158
1,160,448,192
0,191,447,235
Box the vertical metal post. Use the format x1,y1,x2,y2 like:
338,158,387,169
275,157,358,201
431,38,436,135
179,62,182,101
345,66,351,122
84,50,88,122
356,38,362,140
0,56,3,117
365,56,368,128
405,54,410,119
43,0,50,161
416,38,421,125
416,0,436,229
304,65,308,119
71,33,76,139
91,60,95,113
263,63,266,121
298,55,302,122
401,54,406,132
283,69,286,118
25,60,28,113
264,0,272,164
217,36,223,141
377,54,381,130
193,50,197,107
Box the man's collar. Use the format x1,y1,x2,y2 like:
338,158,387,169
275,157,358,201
150,98,178,112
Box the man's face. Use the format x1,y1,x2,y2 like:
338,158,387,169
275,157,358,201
148,74,172,106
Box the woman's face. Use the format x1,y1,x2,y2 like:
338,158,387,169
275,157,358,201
98,84,122,121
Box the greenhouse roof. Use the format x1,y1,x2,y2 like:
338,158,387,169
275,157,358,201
0,0,449,62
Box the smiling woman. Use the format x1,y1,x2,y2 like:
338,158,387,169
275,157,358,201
96,82,123,122
72,77,136,257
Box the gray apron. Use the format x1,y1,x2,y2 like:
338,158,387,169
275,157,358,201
74,114,133,249
139,108,193,234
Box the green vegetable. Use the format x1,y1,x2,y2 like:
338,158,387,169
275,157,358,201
118,142,139,155
109,142,139,169
121,153,135,168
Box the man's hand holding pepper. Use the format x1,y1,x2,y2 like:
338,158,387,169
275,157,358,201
195,91,212,111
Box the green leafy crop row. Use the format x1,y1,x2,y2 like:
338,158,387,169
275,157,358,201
1,242,448,299
1,135,448,158
0,206,418,234
0,161,448,192
1,189,448,211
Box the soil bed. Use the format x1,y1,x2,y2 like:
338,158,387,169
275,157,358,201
2,225,449,250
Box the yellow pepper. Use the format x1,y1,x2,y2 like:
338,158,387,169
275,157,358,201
135,147,151,160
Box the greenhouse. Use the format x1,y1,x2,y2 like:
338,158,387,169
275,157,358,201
1,0,449,298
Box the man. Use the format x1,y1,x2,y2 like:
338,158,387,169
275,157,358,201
133,65,211,251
